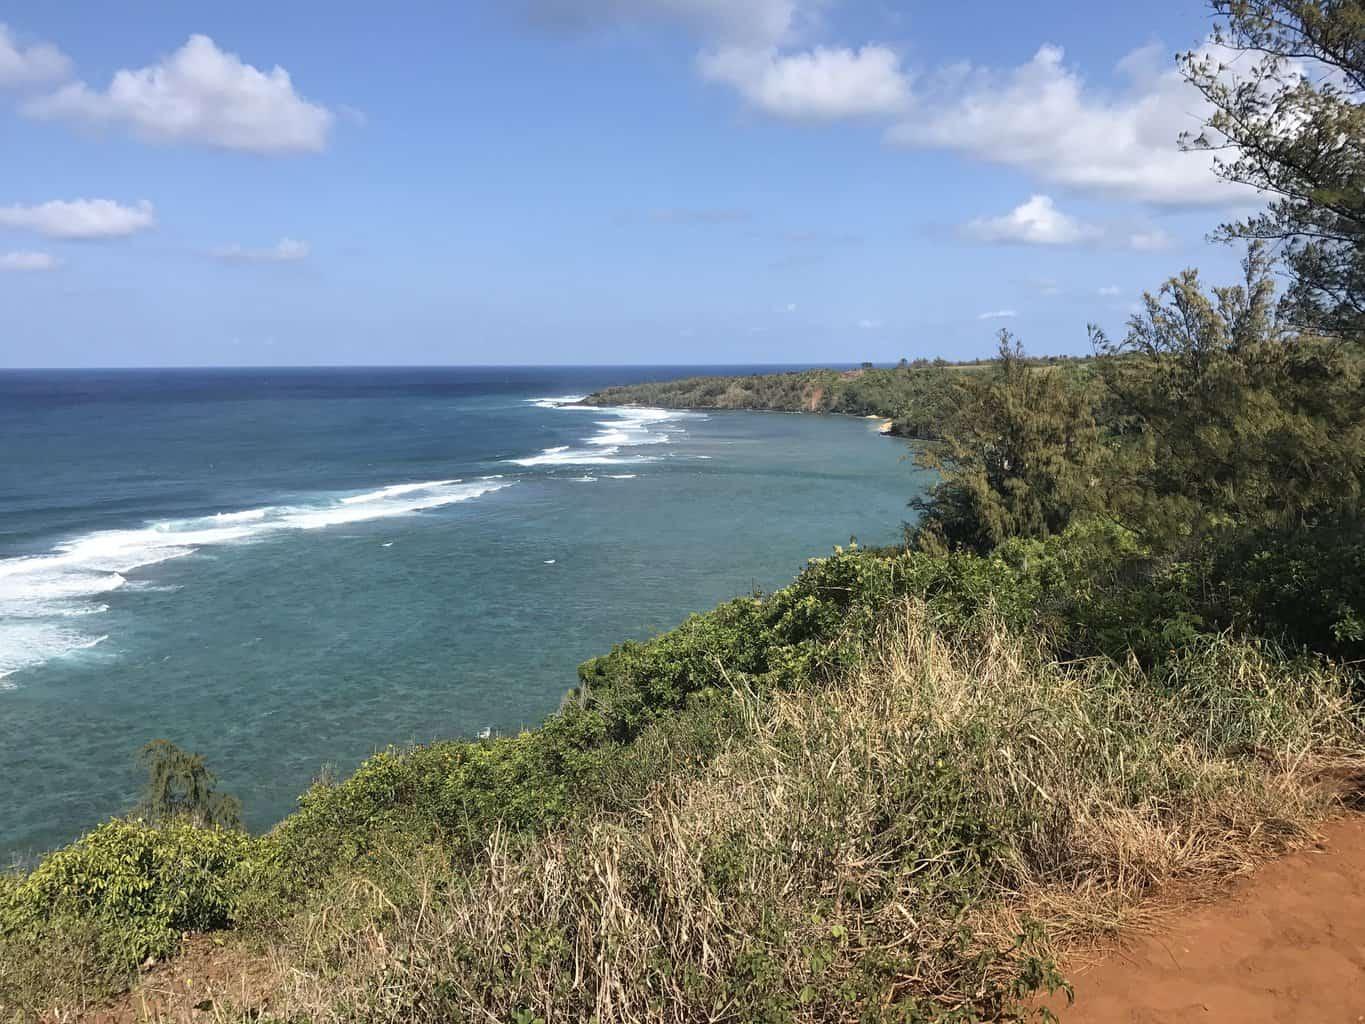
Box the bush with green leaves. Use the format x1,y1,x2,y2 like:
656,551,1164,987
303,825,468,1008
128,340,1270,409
0,819,255,1012
2,819,253,961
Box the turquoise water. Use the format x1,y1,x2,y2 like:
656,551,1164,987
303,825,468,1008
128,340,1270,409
0,367,927,858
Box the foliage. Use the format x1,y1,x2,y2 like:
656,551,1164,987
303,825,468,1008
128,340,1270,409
1077,246,1365,656
1181,0,1365,338
263,608,1363,1024
581,358,1093,440
135,739,243,830
1092,245,1365,550
0,820,254,1012
911,333,1100,552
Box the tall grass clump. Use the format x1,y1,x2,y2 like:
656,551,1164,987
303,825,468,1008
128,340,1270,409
264,603,1365,1023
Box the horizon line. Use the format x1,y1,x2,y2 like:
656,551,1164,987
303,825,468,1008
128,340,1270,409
0,360,931,373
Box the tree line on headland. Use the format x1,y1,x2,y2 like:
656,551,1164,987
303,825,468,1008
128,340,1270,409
581,356,1095,441
3,3,1364,1020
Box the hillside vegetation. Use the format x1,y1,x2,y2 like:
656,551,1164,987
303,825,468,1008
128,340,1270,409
582,359,1094,440
4,2,1365,1021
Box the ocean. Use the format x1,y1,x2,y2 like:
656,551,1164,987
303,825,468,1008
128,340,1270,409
0,366,929,858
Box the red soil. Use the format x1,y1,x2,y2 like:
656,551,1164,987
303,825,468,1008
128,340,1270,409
1046,814,1365,1023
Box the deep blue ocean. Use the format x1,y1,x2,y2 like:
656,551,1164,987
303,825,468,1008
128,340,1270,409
0,367,928,858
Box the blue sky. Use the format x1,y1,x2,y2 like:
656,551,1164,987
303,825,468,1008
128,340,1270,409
1,1,1255,367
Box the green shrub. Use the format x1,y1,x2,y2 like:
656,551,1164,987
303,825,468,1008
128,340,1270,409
2,819,254,964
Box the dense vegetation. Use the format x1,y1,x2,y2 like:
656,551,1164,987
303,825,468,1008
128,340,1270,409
581,358,1095,440
3,2,1364,1021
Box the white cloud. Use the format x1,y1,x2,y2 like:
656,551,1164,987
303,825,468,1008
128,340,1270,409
215,237,311,263
699,44,909,119
23,35,333,154
888,42,1252,206
966,197,1183,251
1098,285,1121,296
534,2,907,123
977,309,1018,320
964,194,1101,246
857,318,883,329
529,0,805,47
0,250,59,271
1128,227,1174,251
0,199,156,239
0,24,71,88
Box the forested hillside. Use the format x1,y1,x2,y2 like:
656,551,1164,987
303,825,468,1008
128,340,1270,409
582,358,1096,439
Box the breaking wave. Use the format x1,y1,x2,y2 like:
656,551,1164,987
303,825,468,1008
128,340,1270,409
0,478,512,683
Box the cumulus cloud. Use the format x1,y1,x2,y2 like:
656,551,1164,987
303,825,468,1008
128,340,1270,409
964,194,1101,246
0,250,59,271
888,42,1251,206
526,0,805,47
0,24,70,88
0,198,156,239
215,237,311,263
531,1,907,123
699,44,909,119
977,309,1018,320
964,196,1179,251
23,35,333,154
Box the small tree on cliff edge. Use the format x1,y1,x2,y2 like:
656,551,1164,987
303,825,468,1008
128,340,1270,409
136,739,243,829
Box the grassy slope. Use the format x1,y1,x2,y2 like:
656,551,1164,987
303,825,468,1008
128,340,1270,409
264,607,1364,1024
4,527,1363,1022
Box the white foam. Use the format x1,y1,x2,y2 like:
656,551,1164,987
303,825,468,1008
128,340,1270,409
606,474,638,479
0,622,108,683
508,445,657,467
527,395,589,409
341,479,460,504
513,399,703,468
0,478,513,686
570,476,598,483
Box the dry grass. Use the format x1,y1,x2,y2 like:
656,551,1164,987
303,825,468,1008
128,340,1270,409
254,602,1365,1023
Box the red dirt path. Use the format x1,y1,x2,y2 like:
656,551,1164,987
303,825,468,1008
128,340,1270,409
1047,814,1365,1023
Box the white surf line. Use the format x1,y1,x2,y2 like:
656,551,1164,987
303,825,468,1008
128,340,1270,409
510,395,703,468
0,478,514,683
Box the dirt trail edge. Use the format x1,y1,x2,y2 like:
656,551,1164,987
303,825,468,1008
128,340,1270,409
69,816,1365,1023
1046,814,1365,1023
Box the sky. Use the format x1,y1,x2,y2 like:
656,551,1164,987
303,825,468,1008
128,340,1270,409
0,1,1260,367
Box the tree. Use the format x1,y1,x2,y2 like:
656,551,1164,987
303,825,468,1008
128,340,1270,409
135,740,243,830
1092,244,1364,551
912,333,1099,551
1180,1,1365,338
1090,246,1365,653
